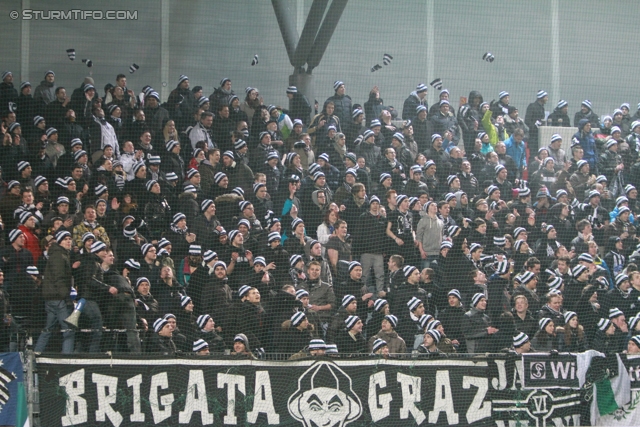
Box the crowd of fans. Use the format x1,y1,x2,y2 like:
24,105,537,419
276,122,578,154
0,68,639,358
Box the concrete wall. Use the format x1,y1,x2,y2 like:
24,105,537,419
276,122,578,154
0,0,638,120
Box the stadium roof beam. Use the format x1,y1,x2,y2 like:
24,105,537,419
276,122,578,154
292,0,329,70
272,0,349,122
305,0,348,72
273,0,348,73
272,0,300,68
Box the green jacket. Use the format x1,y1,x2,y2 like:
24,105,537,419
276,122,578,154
481,109,506,147
42,242,72,300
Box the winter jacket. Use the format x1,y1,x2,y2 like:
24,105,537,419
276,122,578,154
504,115,529,139
33,80,57,106
574,109,600,129
289,92,312,124
504,135,526,171
402,92,427,120
188,122,214,150
458,91,484,146
325,94,352,127
236,301,268,349
41,242,72,300
573,128,597,170
162,152,185,182
335,329,366,354
298,278,335,323
144,194,172,240
597,149,621,183
524,100,545,143
224,161,254,195
368,329,407,354
208,87,235,114
481,109,506,147
438,305,466,345
355,141,381,172
211,117,235,152
463,307,492,353
429,111,459,143
143,105,170,139
76,254,111,301
547,109,571,127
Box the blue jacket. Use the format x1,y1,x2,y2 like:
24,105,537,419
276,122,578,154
609,206,636,224
504,135,526,170
573,130,597,170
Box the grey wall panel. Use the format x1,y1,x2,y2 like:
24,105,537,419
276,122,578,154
0,0,637,123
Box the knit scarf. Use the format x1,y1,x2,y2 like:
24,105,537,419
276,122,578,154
171,225,187,235
617,286,631,299
333,141,346,156
610,250,625,275
543,304,562,317
354,195,366,208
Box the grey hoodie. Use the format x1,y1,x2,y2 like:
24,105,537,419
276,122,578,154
416,213,444,255
34,79,57,105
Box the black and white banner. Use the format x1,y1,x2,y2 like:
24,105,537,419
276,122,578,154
523,353,580,389
37,355,584,426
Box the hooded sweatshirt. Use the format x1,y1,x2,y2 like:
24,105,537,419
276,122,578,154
416,211,444,255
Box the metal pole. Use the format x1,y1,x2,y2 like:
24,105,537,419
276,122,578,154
426,0,435,107
24,350,37,426
272,0,300,66
551,0,560,105
292,0,329,68
296,0,305,34
20,0,30,82
160,0,170,102
306,0,349,70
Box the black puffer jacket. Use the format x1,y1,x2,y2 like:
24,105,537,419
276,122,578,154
355,141,381,172
363,91,384,124
144,194,171,240
402,91,427,120
458,91,484,149
77,253,111,301
325,94,352,126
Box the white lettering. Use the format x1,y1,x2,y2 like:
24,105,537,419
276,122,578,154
397,372,426,424
531,395,547,415
492,359,507,390
92,373,123,426
511,359,525,390
60,369,87,426
179,370,214,424
428,370,459,424
369,371,392,422
247,371,280,424
462,376,491,424
550,414,580,426
495,421,530,427
550,361,575,380
149,372,173,424
218,373,246,425
127,374,145,422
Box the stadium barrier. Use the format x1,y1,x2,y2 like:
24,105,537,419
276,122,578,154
24,350,640,426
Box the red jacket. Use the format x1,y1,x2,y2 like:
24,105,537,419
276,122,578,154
18,225,42,263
